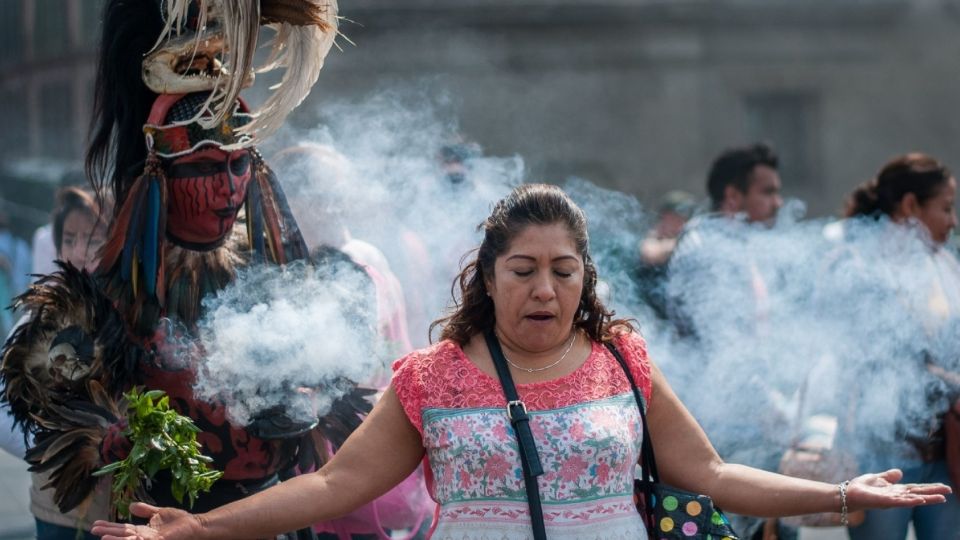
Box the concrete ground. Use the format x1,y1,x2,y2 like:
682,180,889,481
0,450,33,540
0,450,915,540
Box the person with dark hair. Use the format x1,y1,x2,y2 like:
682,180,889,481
51,187,108,273
846,153,957,244
90,183,951,540
707,143,782,224
33,171,94,276
836,153,960,540
1,185,110,539
660,144,794,539
1,4,366,540
666,143,786,340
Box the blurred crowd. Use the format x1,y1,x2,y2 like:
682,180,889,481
1,139,959,540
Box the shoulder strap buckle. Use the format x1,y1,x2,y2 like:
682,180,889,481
506,399,528,421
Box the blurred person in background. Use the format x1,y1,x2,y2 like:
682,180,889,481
636,190,696,319
0,201,32,337
706,142,783,225
839,153,960,540
666,142,784,338
665,143,797,540
32,170,92,276
438,141,481,187
275,143,414,363
274,143,430,539
1,185,110,540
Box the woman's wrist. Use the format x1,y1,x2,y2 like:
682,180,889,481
191,512,215,540
838,480,851,525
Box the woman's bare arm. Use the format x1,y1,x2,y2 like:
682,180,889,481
93,386,425,540
646,361,950,517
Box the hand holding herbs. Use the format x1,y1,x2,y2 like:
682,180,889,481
94,389,223,519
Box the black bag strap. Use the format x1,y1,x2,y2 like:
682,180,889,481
605,342,659,532
484,331,547,540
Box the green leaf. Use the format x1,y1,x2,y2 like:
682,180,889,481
93,462,124,476
104,389,223,517
143,389,166,401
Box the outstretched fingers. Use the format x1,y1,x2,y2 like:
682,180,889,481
849,469,953,511
866,482,952,508
893,482,952,504
90,521,156,539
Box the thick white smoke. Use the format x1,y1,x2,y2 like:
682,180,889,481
193,260,380,427
191,87,959,478
192,88,523,427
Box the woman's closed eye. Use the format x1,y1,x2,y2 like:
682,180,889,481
512,269,534,277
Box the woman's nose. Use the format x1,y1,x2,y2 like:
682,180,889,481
531,275,556,301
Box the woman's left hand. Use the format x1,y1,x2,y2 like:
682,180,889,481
846,469,952,510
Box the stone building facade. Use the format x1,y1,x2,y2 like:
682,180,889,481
3,0,960,226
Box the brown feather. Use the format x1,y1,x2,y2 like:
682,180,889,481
260,0,334,30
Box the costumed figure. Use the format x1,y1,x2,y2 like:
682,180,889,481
0,1,383,536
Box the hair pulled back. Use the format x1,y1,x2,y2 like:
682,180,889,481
846,153,952,218
431,183,632,345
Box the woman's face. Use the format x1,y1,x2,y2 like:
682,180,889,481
486,222,584,353
60,210,106,271
916,177,958,245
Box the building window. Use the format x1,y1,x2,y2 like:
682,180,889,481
34,0,70,58
0,88,29,157
744,92,820,190
39,81,75,159
0,2,24,66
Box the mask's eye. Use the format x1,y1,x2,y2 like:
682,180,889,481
229,153,251,177
168,160,225,178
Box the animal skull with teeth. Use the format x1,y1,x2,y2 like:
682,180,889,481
46,326,95,385
143,0,339,142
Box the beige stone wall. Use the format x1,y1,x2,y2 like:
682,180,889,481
311,0,960,216
6,1,960,217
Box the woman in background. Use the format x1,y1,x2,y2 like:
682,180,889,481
842,153,960,540
1,186,110,539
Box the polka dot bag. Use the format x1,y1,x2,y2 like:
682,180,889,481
608,343,741,540
636,482,740,540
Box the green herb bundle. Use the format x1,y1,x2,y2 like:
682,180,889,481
94,389,223,519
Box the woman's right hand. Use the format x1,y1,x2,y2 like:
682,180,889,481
92,502,203,540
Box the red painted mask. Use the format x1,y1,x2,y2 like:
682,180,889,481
165,146,252,249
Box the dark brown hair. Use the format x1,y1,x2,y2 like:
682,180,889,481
707,143,779,210
52,187,102,252
430,183,633,345
846,153,952,218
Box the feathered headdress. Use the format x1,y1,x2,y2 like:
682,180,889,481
96,92,308,336
144,0,339,144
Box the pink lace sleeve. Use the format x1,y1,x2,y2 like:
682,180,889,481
391,350,426,436
612,330,653,404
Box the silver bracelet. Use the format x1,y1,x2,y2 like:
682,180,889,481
839,480,851,525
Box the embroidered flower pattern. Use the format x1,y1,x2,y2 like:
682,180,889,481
392,331,653,538
422,396,641,504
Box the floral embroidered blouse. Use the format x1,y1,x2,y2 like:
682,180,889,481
392,331,653,540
